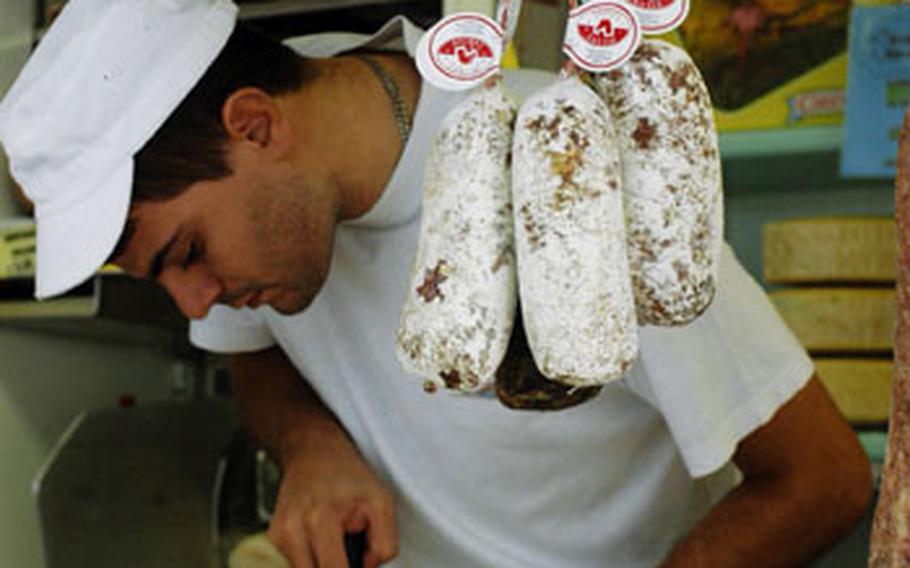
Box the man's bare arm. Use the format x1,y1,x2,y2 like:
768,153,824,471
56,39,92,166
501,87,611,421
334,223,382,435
660,375,874,567
230,347,398,568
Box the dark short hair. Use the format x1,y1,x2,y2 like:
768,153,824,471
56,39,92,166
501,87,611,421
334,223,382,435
131,22,314,203
109,23,314,263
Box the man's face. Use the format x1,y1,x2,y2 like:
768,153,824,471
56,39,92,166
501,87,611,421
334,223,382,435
113,158,338,320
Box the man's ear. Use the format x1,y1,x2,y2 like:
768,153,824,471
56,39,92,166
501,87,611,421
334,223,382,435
221,87,285,149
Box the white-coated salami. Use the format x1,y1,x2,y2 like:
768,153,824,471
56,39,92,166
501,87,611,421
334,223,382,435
512,75,638,387
591,39,723,326
396,81,518,393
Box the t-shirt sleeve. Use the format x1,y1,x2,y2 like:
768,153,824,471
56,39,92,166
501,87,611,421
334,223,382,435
189,305,276,354
623,242,814,478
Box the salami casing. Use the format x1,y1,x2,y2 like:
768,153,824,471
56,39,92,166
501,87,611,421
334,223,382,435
868,108,910,568
591,40,723,326
512,75,638,387
495,309,603,410
396,82,518,393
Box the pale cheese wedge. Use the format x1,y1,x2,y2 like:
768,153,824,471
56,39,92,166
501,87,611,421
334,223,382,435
770,288,895,352
815,358,892,424
763,217,895,284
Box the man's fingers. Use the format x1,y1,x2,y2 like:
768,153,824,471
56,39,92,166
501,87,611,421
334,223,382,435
307,508,352,568
361,499,399,568
268,520,314,568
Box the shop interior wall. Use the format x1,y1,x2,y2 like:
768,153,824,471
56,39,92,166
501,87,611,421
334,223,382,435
0,3,179,567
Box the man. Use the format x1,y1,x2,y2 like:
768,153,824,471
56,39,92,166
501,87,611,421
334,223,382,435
0,1,873,567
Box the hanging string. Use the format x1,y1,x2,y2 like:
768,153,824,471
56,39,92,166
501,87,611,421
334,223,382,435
486,0,517,89
562,0,581,76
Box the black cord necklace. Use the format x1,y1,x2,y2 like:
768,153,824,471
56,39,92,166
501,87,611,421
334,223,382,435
354,54,412,147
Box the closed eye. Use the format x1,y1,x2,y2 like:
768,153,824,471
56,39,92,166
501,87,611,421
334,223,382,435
182,240,204,268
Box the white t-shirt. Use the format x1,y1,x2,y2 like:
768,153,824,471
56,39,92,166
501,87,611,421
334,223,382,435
191,17,814,567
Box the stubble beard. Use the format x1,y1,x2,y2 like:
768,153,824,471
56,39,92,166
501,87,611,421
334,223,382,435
251,174,337,315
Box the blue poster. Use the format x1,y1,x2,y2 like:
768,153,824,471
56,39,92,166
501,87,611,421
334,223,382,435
841,3,910,178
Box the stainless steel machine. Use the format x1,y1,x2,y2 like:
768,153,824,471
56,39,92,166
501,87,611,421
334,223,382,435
34,401,239,567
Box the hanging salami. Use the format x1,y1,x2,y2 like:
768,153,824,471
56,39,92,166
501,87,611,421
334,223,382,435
396,79,519,394
868,108,910,568
590,39,723,326
511,69,638,387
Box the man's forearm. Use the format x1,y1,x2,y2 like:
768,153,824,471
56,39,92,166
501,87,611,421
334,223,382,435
660,475,862,567
229,346,346,466
661,379,872,567
228,347,401,566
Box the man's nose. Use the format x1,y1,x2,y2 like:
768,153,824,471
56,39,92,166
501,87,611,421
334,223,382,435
158,265,223,320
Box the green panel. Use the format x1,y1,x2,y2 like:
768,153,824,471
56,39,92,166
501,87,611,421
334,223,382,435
720,126,844,158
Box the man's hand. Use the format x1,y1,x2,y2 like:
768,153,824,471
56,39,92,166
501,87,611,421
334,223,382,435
230,347,399,567
267,419,399,568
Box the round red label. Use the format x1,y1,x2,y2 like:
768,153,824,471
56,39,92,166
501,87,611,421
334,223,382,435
426,14,503,84
627,0,675,8
563,1,641,72
625,0,689,34
578,18,631,46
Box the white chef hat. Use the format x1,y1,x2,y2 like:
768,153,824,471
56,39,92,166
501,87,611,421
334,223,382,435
0,0,238,299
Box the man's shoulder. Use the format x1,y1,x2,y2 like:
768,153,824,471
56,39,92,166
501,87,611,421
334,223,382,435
282,15,416,58
278,16,558,101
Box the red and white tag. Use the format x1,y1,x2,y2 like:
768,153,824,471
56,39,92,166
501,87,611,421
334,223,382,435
563,1,641,72
495,0,523,45
416,13,504,92
624,0,688,35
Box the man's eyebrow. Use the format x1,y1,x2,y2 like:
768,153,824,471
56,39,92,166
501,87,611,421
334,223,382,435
147,231,180,280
